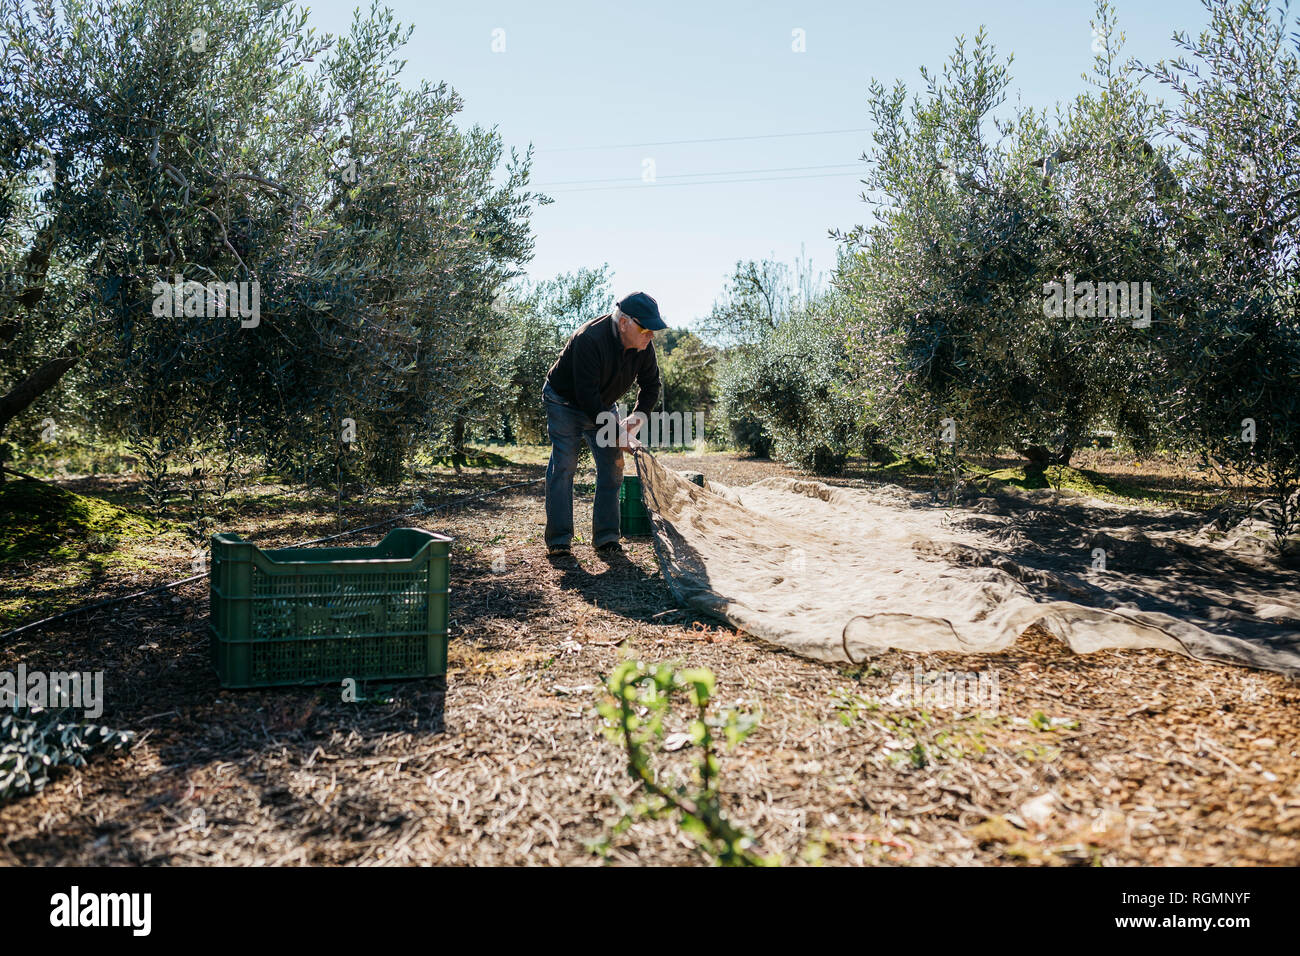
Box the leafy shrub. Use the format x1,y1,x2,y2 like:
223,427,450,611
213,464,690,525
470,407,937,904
716,352,772,457
0,707,136,804
745,312,858,475
657,330,717,430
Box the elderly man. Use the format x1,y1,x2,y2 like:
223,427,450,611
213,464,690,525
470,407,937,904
542,291,666,557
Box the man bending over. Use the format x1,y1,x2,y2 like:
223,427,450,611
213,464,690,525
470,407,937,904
541,291,665,557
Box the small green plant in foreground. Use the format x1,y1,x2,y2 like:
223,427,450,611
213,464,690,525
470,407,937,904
594,659,777,866
0,707,136,804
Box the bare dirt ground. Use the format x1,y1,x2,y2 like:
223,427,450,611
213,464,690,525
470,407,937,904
1,451,1297,866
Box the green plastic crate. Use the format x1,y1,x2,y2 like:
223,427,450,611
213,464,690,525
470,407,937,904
208,527,452,688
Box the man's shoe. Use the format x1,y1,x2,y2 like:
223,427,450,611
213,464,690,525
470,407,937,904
594,540,624,556
547,544,572,558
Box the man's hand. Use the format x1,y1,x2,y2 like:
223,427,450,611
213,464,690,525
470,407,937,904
619,414,645,451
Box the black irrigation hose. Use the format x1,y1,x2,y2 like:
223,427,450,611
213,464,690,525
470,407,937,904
1,475,545,643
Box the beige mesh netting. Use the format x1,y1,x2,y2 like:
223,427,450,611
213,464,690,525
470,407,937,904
633,449,1300,676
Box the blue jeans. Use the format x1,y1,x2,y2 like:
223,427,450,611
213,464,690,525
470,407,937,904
543,382,622,549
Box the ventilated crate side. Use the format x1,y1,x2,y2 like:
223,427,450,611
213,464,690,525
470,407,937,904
208,528,451,688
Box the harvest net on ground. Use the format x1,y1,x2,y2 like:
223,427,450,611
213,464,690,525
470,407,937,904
634,449,1300,677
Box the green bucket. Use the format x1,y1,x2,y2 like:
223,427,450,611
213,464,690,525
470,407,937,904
619,475,652,536
620,470,704,537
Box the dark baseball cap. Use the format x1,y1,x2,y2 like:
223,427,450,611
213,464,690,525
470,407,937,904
616,291,667,331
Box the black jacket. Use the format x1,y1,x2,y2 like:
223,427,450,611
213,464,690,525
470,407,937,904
544,313,660,423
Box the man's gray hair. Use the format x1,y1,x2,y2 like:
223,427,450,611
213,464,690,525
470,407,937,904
611,304,625,323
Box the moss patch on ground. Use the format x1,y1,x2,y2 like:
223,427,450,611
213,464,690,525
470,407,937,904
973,465,1112,497
872,454,938,475
0,478,171,565
423,451,514,469
969,464,1197,507
842,451,1206,509
0,479,185,629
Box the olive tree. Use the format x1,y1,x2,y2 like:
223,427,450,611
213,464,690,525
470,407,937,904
1143,0,1300,545
834,13,1175,472
0,0,544,494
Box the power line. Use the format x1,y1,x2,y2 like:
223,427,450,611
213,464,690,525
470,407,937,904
538,127,871,152
543,170,865,194
536,162,861,188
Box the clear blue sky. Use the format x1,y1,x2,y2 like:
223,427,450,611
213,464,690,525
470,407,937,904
304,0,1210,327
